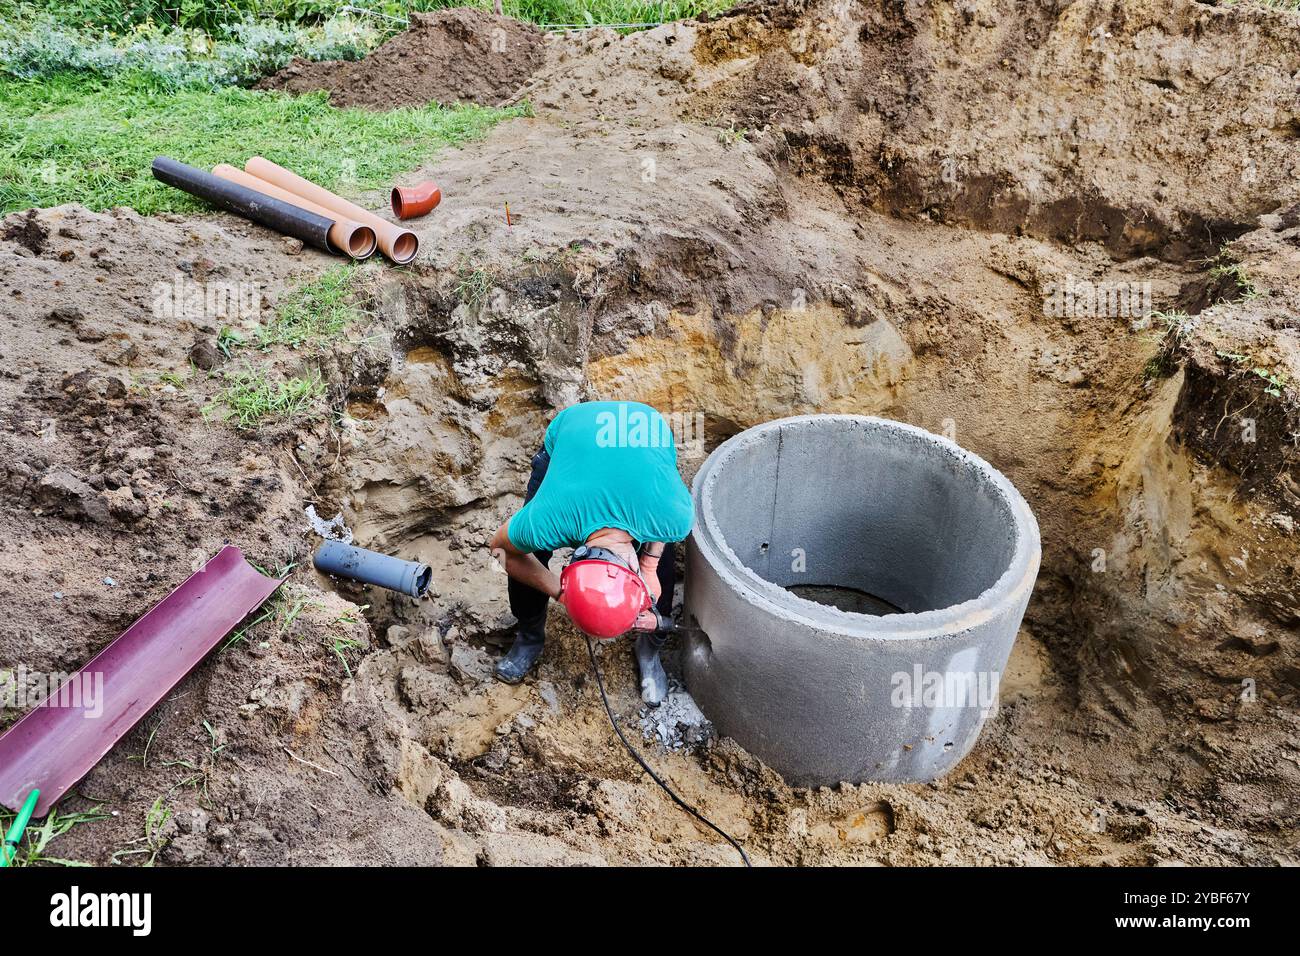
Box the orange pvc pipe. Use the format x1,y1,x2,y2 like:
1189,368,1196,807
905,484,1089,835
391,181,442,220
212,164,376,260
244,157,419,265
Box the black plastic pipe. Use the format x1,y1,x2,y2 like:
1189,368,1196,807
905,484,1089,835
150,156,335,253
313,541,432,598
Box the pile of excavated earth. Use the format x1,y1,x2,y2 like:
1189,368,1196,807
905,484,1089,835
1,0,1298,865
258,9,548,108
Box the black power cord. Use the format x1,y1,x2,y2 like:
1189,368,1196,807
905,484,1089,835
584,634,752,867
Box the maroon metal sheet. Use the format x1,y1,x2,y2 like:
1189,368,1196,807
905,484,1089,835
0,546,283,817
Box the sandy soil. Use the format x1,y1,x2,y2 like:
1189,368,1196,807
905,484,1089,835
2,0,1299,866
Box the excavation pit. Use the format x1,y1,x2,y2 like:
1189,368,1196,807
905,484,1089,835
684,415,1041,786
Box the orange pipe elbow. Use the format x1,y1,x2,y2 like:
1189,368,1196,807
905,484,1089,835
390,181,442,220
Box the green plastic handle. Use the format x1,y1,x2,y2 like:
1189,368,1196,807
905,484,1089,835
0,789,40,868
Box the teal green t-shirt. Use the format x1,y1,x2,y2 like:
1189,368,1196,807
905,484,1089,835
507,401,694,553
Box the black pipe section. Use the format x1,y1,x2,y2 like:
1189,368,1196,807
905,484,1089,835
313,541,432,598
150,156,334,253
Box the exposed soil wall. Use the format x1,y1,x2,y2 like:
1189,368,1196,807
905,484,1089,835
692,0,1300,259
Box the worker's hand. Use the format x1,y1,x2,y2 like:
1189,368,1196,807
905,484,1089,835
632,607,662,632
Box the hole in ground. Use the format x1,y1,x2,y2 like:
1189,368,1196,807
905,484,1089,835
319,127,1299,862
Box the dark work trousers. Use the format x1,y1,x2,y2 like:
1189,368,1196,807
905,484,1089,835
507,448,676,642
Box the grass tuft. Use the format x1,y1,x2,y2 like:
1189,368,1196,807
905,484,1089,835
1141,309,1194,380
454,266,495,307
257,265,364,350
205,364,325,428
0,804,111,867
1208,257,1265,303
0,70,527,215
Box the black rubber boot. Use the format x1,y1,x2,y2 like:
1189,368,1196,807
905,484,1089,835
494,617,545,684
635,631,669,706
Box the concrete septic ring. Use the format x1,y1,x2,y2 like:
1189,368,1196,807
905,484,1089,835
683,415,1041,786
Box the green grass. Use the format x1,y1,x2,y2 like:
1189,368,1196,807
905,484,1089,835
257,265,364,350
1141,309,1194,380
412,0,736,27
221,593,282,651
1253,366,1289,397
205,364,325,428
0,804,111,867
454,266,495,306
0,70,527,214
109,794,173,866
22,0,344,32
1217,349,1291,397
331,634,365,677
715,120,749,147
23,0,736,32
277,590,325,634
217,326,248,358
1208,257,1265,302
141,795,172,866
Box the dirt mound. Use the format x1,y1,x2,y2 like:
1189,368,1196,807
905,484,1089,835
257,9,547,109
